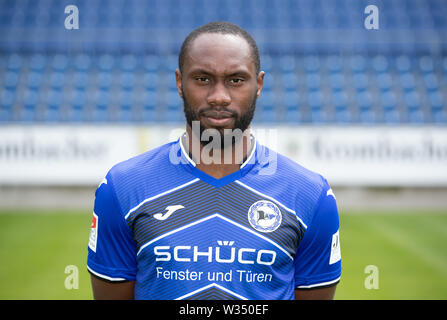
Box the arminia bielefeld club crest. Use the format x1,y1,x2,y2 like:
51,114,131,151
248,200,282,233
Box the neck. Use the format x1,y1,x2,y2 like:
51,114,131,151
184,125,253,179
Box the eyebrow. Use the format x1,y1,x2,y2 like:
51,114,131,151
188,68,251,78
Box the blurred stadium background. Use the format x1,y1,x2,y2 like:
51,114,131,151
0,0,446,299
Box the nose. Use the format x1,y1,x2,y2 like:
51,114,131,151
206,81,231,107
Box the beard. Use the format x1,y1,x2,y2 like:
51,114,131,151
182,88,257,149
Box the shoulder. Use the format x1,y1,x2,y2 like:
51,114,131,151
243,143,331,227
108,141,175,180
250,143,328,195
104,140,195,218
274,146,326,189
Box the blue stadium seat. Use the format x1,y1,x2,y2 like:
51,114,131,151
23,89,38,110
407,106,425,123
285,105,302,123
419,56,434,73
70,90,87,110
121,54,138,72
332,105,348,123
258,90,274,110
329,73,344,92
0,89,15,110
279,55,296,73
261,54,273,73
4,71,19,90
0,105,10,122
304,56,320,73
326,55,343,73
45,105,62,123
29,54,47,72
262,73,273,91
120,72,135,91
97,72,112,91
6,54,22,72
26,72,42,91
259,107,278,123
47,90,63,112
350,55,367,73
377,73,393,91
428,91,444,111
352,73,368,92
310,105,327,124
432,108,447,124
305,72,321,91
144,55,161,72
396,55,412,73
372,55,389,73
73,72,88,91
68,105,85,122
283,91,300,112
423,73,439,92
400,73,416,92
282,72,298,91
144,72,159,91
74,54,91,72
51,54,69,72
308,91,324,109
118,105,133,122
98,54,115,72
20,105,36,122
92,107,109,122
49,72,65,91
358,105,376,124
119,91,133,110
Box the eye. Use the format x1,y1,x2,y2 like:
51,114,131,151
195,76,209,83
229,78,244,85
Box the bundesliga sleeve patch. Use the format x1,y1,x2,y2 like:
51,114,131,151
88,212,98,252
329,230,341,265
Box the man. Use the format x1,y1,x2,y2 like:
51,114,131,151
87,21,341,300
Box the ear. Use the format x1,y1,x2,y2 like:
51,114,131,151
175,69,183,98
256,71,265,97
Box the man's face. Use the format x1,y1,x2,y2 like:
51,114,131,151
176,33,264,145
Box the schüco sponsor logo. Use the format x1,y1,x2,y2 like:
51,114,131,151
154,241,277,266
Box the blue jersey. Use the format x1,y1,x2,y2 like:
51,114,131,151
87,135,342,300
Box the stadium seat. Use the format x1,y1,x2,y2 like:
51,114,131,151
4,71,19,90
310,105,327,124
258,90,274,110
29,54,47,72
400,73,416,92
26,72,42,91
423,73,439,92
306,73,321,92
350,55,367,73
358,105,376,124
352,73,369,92
282,72,298,91
120,72,135,91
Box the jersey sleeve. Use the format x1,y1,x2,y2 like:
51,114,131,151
87,173,137,282
294,179,342,289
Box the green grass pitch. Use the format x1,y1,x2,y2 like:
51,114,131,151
0,210,446,300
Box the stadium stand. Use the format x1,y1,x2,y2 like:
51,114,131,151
0,0,446,124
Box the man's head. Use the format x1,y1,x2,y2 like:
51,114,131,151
175,21,264,147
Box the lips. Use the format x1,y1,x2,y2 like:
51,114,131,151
201,110,235,126
201,110,234,119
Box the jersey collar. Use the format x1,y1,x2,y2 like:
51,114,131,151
177,132,259,188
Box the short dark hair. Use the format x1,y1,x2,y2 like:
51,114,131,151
178,21,261,75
